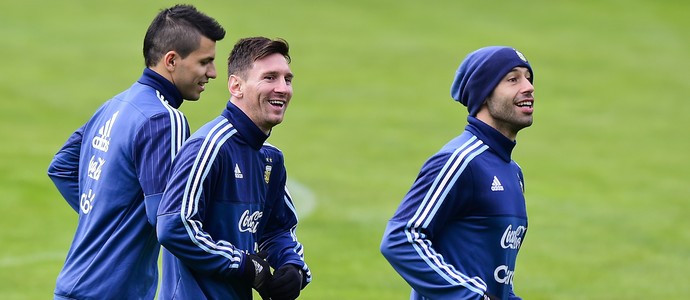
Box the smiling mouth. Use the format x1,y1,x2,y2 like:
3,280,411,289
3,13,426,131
516,100,533,108
268,100,285,108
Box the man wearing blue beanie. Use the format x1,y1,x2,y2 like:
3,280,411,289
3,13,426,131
382,46,534,300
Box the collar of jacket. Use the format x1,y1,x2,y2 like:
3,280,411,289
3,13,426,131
465,116,516,162
221,101,269,150
137,68,184,109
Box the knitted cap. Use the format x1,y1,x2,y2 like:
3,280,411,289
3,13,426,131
450,46,533,116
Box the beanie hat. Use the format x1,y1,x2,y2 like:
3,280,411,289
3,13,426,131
450,46,533,116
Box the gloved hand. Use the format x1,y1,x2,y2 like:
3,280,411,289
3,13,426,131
483,292,501,300
243,251,272,299
267,264,303,300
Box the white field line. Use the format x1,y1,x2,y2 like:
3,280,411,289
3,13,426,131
287,178,316,218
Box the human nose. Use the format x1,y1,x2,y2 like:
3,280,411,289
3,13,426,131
274,77,291,94
207,63,217,79
522,78,534,93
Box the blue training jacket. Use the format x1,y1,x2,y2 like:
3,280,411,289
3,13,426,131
47,68,189,299
156,101,311,299
381,117,528,300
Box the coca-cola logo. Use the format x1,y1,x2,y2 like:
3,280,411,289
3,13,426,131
494,265,515,285
238,210,263,233
500,225,526,249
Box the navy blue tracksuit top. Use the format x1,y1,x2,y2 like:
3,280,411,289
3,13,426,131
157,101,311,299
381,117,528,300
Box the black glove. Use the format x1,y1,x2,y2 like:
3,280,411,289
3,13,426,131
267,264,303,300
483,292,501,300
243,251,272,299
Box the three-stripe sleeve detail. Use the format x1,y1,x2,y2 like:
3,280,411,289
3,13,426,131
283,186,311,281
179,119,242,266
404,136,490,293
156,91,187,160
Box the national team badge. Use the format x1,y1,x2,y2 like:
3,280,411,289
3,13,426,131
264,165,272,184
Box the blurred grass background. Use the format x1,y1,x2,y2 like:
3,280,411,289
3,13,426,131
1,0,689,299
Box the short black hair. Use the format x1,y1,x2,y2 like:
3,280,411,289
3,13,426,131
143,4,225,67
227,37,291,78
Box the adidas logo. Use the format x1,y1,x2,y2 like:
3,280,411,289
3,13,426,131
491,176,504,192
234,164,243,179
92,111,119,152
253,259,263,274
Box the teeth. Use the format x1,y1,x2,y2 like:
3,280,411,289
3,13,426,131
517,101,532,107
269,100,284,106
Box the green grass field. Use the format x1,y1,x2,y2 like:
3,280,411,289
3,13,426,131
2,0,689,299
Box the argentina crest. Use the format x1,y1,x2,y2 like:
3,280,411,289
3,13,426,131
264,164,272,184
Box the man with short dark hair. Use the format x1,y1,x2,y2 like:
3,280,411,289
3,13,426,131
157,37,311,300
47,5,225,299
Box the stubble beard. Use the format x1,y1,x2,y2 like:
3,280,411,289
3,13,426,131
486,98,533,136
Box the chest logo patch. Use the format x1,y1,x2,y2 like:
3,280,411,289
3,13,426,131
234,164,243,179
264,165,272,184
491,176,504,192
238,210,263,233
92,111,119,152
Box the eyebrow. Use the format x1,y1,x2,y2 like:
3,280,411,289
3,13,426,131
262,70,293,78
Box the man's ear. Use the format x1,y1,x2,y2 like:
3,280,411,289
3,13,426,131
228,74,243,98
163,51,177,72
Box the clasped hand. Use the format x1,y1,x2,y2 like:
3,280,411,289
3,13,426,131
244,252,303,300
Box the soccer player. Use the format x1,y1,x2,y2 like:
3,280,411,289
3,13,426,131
156,37,311,300
380,46,535,300
47,5,225,299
